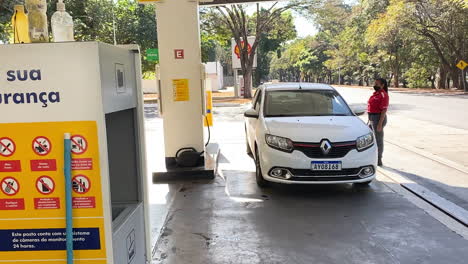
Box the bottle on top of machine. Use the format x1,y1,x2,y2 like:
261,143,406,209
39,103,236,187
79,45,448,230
11,5,31,44
51,0,75,42
25,0,49,43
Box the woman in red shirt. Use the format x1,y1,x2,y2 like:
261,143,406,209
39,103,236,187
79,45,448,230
368,78,389,166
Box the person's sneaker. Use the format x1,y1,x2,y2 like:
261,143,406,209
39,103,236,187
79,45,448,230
378,160,383,166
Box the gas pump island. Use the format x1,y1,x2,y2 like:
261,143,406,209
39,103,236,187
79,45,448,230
0,42,150,264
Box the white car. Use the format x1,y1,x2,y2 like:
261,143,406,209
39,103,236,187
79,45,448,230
244,83,377,187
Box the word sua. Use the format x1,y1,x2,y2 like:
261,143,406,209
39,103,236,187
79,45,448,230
2,69,60,108
7,69,41,82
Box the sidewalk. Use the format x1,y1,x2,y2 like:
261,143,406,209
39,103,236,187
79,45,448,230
335,85,468,96
384,115,468,168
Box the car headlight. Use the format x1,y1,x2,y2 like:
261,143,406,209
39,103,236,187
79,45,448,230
265,134,294,152
356,132,374,151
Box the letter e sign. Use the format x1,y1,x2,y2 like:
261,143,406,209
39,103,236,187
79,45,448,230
174,49,184,59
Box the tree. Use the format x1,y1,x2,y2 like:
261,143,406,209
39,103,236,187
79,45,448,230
254,11,297,86
214,2,305,98
366,0,414,87
113,0,158,75
404,0,468,89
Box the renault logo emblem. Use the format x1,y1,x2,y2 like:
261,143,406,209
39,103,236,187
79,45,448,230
320,140,332,155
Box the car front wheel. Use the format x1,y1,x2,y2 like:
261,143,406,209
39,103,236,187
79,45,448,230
255,148,269,188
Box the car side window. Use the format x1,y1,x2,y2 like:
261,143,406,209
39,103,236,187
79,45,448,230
254,89,262,112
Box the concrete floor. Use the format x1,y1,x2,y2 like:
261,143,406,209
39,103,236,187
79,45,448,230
152,172,468,264
148,103,468,264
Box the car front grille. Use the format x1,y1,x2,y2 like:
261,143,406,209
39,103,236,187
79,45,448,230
289,176,362,182
293,141,356,158
288,167,363,182
290,168,361,176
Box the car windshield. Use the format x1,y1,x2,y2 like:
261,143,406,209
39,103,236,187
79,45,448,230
264,90,353,117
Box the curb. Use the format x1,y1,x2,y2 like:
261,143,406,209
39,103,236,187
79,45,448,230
378,166,468,227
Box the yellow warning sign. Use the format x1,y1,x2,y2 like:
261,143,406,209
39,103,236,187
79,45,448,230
456,60,467,71
0,121,107,264
173,79,190,102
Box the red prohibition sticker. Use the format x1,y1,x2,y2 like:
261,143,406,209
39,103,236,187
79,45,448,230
1,177,20,196
36,176,55,195
71,135,88,155
32,136,52,156
72,175,91,194
0,137,16,157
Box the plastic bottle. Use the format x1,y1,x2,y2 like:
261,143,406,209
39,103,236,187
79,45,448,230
11,5,31,44
51,0,75,42
25,0,49,43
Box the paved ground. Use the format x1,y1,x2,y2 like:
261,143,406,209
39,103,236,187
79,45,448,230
334,86,468,212
147,99,468,264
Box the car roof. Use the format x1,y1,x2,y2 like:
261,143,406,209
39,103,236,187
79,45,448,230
262,83,335,91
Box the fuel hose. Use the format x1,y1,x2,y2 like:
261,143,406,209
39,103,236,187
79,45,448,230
64,133,73,264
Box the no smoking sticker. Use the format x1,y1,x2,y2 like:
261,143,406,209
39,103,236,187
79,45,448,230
0,137,16,157
1,177,20,196
36,176,55,195
72,175,91,194
32,136,52,156
71,135,88,155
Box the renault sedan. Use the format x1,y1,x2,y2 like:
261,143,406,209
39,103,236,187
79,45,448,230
244,83,377,187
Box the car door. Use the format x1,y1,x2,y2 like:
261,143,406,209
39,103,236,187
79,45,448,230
246,87,263,149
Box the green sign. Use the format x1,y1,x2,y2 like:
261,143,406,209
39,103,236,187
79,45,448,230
146,49,159,62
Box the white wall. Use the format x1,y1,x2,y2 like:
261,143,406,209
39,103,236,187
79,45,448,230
142,79,158,94
203,61,224,91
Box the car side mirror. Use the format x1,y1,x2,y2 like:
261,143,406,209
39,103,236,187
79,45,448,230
350,104,366,116
244,108,259,119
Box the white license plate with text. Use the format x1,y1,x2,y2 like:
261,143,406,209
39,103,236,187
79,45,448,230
311,161,342,171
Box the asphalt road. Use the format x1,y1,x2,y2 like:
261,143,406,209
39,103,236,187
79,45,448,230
334,86,468,130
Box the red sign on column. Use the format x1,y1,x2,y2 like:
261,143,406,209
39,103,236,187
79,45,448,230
174,49,184,59
0,198,25,210
0,160,21,172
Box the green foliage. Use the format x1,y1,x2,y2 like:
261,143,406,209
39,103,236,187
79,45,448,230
270,0,466,89
404,65,431,89
255,11,297,85
200,6,297,89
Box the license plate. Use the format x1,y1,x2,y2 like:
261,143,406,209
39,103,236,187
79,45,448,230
311,161,342,171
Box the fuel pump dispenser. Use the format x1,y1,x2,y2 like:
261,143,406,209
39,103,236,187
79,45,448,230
0,42,150,264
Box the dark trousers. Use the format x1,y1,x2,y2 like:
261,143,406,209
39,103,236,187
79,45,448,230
368,113,387,162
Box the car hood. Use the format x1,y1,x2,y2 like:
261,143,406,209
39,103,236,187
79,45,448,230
264,116,371,142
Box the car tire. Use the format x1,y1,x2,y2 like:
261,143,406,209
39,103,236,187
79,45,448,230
255,148,269,188
354,180,372,186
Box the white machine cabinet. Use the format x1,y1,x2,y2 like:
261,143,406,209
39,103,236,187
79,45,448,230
0,42,150,264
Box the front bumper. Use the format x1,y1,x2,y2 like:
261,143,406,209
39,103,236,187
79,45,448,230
259,143,378,184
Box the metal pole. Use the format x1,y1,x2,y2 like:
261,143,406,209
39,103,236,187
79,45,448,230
234,69,239,98
64,133,73,264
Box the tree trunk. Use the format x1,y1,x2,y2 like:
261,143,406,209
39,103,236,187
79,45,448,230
450,67,461,90
243,68,253,98
436,65,447,89
393,72,399,88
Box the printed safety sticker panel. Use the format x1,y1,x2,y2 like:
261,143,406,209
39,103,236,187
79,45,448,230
0,121,107,264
